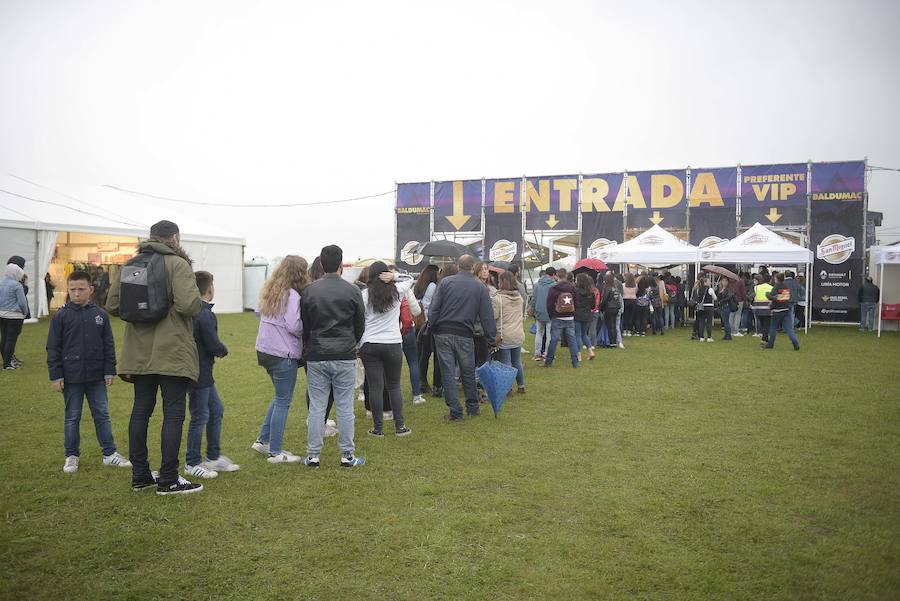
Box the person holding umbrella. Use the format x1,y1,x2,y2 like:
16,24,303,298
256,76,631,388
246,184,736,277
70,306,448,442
716,277,735,341
492,271,526,394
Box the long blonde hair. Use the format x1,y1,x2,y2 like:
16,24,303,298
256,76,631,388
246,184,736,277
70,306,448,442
259,255,309,317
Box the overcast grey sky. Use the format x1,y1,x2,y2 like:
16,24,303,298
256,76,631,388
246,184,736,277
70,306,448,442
1,0,898,259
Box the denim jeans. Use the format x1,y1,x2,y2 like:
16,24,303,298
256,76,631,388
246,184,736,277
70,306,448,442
768,310,800,349
306,360,356,457
417,327,441,391
402,328,423,395
574,320,593,350
360,342,405,432
130,375,188,486
496,346,525,387
533,320,549,357
860,302,876,330
257,358,298,455
664,304,676,328
434,333,479,418
718,306,732,339
546,318,579,367
589,313,600,345
604,310,619,346
186,384,224,466
741,307,753,332
651,308,665,333
63,380,117,457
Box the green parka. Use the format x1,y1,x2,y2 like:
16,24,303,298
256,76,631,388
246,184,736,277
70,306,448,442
106,241,202,382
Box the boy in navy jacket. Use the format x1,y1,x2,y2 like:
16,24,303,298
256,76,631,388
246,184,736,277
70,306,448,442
184,271,238,478
47,271,131,474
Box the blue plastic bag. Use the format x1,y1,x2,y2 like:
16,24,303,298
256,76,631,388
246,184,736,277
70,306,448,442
475,360,517,417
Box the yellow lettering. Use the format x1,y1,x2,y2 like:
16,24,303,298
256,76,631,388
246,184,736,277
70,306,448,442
553,179,577,212
689,172,724,207
650,174,684,209
493,181,516,213
525,180,550,213
612,176,643,211
752,183,770,201
580,178,610,212
780,182,797,200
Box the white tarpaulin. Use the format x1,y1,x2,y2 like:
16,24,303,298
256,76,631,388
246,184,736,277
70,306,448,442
699,222,813,264
871,246,900,338
597,224,699,265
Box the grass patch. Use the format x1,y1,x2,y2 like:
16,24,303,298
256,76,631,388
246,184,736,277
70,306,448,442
1,314,899,600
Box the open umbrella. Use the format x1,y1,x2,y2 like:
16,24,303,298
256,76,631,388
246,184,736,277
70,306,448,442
475,360,518,417
415,240,470,258
702,265,740,281
572,257,608,276
489,260,513,271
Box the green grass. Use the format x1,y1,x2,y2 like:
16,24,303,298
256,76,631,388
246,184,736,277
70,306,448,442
2,314,899,600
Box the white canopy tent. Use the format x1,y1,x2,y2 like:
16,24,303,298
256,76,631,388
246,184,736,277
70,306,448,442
700,222,814,332
594,224,700,265
0,175,245,316
872,247,900,338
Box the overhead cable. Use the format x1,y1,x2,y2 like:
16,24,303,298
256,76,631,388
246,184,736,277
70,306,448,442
103,184,395,208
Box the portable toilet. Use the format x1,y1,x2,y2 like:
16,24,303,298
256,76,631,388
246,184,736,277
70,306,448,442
243,257,269,311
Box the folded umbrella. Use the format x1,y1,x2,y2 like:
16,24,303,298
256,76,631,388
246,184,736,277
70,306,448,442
475,360,518,417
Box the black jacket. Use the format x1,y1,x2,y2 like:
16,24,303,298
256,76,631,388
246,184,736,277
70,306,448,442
428,271,497,341
859,281,879,303
574,289,595,323
601,285,622,313
301,274,366,362
46,302,116,383
193,301,227,388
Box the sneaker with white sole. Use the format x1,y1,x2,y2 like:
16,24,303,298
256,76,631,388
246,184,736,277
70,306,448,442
412,394,426,405
618,342,625,349
102,452,132,468
302,456,320,468
132,470,159,492
157,475,203,495
340,455,366,468
251,440,270,455
706,338,714,342
63,455,79,473
267,451,301,464
204,456,240,472
323,419,339,438
185,463,218,478
395,426,412,437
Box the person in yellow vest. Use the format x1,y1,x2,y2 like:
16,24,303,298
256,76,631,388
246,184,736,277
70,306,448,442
751,274,773,344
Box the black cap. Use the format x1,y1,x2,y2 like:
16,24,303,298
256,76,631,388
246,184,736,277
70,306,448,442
150,220,180,238
7,255,25,269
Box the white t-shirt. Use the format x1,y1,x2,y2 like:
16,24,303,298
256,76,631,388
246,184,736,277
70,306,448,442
359,280,414,346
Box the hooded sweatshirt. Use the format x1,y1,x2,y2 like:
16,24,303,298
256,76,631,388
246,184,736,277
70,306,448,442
530,275,556,322
546,280,577,320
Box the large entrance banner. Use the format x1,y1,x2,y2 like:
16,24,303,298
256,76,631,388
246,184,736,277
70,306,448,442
580,173,625,259
524,175,579,231
625,169,688,230
394,182,431,272
810,160,866,322
434,179,482,233
484,178,522,262
740,163,807,227
689,167,738,245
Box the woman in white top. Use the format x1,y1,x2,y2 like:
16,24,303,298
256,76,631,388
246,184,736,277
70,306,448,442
359,262,414,437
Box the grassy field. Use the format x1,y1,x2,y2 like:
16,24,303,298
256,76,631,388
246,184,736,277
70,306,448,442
1,313,899,601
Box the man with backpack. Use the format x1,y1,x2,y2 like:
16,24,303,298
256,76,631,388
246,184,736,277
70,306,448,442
107,220,204,495
543,274,579,368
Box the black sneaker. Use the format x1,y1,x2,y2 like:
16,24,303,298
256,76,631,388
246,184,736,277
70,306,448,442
395,426,412,437
131,470,159,492
157,476,203,496
340,455,365,468
367,428,384,438
431,386,443,397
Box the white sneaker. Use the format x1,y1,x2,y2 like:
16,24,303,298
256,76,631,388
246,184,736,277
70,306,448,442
699,337,705,342
185,464,218,479
365,410,372,418
707,338,714,342
267,451,301,464
734,332,744,337
63,455,79,473
203,455,240,472
383,411,394,421
618,342,625,349
102,451,132,468
358,391,366,402
323,419,339,438
251,440,269,455
412,394,426,405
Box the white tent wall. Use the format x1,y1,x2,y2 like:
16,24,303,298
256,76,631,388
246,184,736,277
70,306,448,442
181,240,244,313
0,225,39,318
870,247,900,334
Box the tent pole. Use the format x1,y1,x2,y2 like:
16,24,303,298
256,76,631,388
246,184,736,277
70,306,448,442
805,262,810,333
877,261,884,338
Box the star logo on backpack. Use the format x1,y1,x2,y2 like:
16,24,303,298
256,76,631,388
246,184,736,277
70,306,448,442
95,315,104,325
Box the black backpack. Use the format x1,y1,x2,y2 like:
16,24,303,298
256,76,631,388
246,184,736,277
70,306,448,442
118,251,170,323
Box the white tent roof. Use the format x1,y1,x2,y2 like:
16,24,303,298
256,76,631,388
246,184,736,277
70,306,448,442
598,224,699,264
0,174,244,245
872,246,900,265
700,222,813,264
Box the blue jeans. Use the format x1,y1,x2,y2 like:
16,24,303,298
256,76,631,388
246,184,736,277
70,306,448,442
718,306,732,339
63,380,116,457
664,304,676,328
186,385,224,466
533,320,549,358
574,320,593,350
257,358,298,455
402,328,423,395
496,346,525,388
546,318,579,367
306,360,356,457
434,333,479,418
860,302,876,330
589,313,600,346
768,310,799,349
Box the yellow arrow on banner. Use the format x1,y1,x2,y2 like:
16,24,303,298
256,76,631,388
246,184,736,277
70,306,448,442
446,181,471,230
649,211,664,225
766,208,782,224
546,214,559,228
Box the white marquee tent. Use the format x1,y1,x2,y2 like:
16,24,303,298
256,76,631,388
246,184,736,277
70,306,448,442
871,246,900,337
0,175,245,316
699,222,814,265
596,224,699,265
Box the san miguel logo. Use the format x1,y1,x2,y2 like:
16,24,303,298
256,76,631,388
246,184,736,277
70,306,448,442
741,233,769,246
490,239,517,262
587,238,617,259
816,234,855,265
639,235,665,246
699,236,727,248
400,241,424,265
